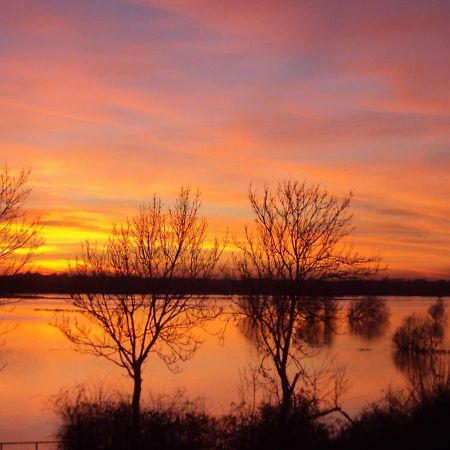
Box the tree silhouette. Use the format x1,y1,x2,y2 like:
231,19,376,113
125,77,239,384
235,180,380,417
56,188,223,438
0,166,43,369
0,166,42,275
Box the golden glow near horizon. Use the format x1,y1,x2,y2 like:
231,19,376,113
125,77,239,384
1,0,449,278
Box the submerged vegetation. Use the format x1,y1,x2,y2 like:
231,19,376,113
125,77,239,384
347,297,390,340
393,298,447,353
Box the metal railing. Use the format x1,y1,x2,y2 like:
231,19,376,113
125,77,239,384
0,442,59,450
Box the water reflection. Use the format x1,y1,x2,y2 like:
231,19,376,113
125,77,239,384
347,297,390,341
393,351,450,383
297,297,341,348
234,295,345,416
392,297,447,353
297,317,336,348
348,316,389,341
237,296,341,350
392,298,449,394
0,296,449,442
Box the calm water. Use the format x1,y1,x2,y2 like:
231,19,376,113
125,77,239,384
0,295,449,443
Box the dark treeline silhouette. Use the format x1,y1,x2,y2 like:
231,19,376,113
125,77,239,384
1,273,449,296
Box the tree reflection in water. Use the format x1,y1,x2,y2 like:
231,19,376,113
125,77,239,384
235,294,348,420
393,350,450,390
347,297,390,341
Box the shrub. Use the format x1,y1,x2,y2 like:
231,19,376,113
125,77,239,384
55,359,450,450
55,386,335,450
55,387,217,450
428,297,447,324
393,298,447,353
220,400,331,450
334,362,450,450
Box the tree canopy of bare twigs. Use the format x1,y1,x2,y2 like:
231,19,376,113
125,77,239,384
0,166,42,276
55,188,223,434
236,180,379,284
234,180,381,417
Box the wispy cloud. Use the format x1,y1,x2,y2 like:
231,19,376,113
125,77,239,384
0,0,449,277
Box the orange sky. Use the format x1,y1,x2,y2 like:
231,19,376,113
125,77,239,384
1,0,449,278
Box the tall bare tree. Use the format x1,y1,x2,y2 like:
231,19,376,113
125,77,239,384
235,180,380,417
56,188,222,435
0,166,42,275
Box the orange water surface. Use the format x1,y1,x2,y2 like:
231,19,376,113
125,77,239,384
0,296,448,445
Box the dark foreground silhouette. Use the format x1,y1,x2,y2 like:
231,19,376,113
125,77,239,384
55,374,450,450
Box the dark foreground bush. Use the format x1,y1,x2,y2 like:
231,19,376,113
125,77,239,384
55,387,334,450
55,387,217,450
56,373,450,450
220,399,332,450
334,363,450,450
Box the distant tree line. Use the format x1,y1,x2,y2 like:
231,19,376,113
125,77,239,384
1,273,449,296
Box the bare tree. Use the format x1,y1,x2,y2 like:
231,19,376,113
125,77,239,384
235,180,380,417
0,166,42,276
0,166,43,370
56,188,222,435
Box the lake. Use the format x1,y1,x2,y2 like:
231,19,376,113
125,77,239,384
0,295,449,445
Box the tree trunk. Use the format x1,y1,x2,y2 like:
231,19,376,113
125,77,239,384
279,373,292,449
131,367,142,446
280,372,292,420
281,382,292,417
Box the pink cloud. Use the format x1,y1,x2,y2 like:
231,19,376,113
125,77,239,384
1,0,449,277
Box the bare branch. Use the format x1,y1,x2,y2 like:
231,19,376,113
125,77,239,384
54,187,223,432
234,180,382,417
0,165,43,275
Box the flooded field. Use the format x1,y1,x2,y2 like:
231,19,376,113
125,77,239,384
0,296,449,443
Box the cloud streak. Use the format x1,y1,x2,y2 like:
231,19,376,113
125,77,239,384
0,0,449,277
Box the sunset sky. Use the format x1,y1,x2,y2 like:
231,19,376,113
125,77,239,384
1,0,449,278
